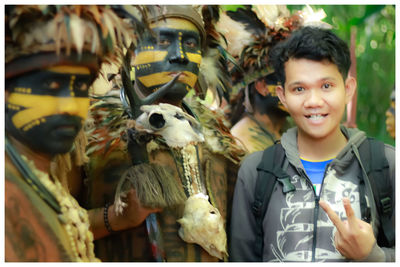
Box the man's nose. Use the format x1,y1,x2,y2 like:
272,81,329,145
168,40,189,64
57,97,80,115
304,89,324,107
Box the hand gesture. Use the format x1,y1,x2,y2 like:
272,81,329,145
319,197,376,260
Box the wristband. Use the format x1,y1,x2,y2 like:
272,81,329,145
104,202,116,233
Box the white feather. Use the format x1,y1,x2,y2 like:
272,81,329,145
215,12,252,57
70,14,86,55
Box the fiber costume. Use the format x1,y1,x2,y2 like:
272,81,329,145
81,5,245,262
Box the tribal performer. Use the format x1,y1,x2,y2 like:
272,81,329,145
81,5,245,262
5,5,132,261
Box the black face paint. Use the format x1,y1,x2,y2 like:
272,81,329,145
7,69,92,97
6,68,92,155
134,22,202,102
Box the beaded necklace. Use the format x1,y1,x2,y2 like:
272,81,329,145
21,155,99,262
181,144,204,196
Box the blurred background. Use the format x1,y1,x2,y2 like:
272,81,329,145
223,5,395,146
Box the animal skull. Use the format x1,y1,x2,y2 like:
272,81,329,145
177,193,228,259
135,103,204,148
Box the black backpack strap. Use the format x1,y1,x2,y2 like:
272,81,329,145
252,143,294,260
358,137,394,247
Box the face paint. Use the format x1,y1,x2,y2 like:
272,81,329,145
6,65,93,155
133,18,202,101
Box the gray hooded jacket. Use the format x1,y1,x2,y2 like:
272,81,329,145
229,126,395,262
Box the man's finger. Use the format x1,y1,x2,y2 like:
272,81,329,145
342,197,359,229
319,200,346,234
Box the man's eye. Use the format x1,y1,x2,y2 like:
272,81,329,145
322,83,331,89
294,87,304,92
158,38,170,46
44,80,60,90
185,39,197,48
75,82,89,91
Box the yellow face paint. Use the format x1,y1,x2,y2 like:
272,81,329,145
186,52,202,64
8,93,89,130
6,64,94,155
150,18,199,32
134,51,202,66
133,51,168,65
46,65,91,74
269,85,278,96
134,17,202,99
7,65,92,130
138,71,198,88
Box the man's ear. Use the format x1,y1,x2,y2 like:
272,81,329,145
254,80,269,97
276,85,287,109
344,76,357,104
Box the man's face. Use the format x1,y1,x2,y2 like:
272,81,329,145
133,17,202,102
276,58,355,142
6,65,93,155
254,77,288,113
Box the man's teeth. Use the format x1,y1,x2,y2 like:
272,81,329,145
311,114,323,118
309,114,324,119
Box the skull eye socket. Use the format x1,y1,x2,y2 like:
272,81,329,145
149,113,165,129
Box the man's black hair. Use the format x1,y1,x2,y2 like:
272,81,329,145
268,26,351,86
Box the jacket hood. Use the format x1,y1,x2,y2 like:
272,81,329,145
280,125,367,174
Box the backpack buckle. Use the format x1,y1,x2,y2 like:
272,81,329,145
380,197,392,214
277,176,296,194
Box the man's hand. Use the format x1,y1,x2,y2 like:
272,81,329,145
89,188,162,240
110,188,162,230
319,197,376,260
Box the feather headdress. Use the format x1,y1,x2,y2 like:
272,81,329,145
219,5,331,123
219,5,331,91
197,5,237,104
124,5,236,106
5,5,136,79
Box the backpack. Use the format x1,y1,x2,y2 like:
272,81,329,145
252,138,394,260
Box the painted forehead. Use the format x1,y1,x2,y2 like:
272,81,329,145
150,17,200,33
7,65,93,99
46,65,91,74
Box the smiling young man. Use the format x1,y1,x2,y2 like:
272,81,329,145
229,26,395,262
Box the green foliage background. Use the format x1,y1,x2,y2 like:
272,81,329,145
223,5,395,146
